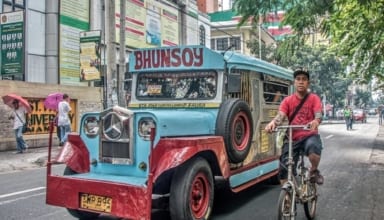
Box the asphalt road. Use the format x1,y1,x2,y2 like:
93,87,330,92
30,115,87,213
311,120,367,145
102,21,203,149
0,116,384,220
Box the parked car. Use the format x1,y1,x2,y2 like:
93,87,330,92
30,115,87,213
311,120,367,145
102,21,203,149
368,108,377,116
336,109,344,120
353,109,367,123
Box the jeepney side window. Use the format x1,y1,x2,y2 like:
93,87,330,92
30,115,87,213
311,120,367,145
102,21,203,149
263,82,289,104
136,72,217,100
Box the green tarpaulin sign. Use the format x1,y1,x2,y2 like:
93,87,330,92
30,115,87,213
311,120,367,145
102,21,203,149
0,11,24,75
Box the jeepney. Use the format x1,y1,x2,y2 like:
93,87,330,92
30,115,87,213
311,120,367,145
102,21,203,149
46,45,293,220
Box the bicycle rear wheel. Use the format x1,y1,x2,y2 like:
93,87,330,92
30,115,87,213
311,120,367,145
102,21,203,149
277,189,295,220
303,182,317,219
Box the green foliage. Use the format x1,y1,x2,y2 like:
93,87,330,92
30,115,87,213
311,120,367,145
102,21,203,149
234,0,383,84
329,0,384,83
247,38,349,109
354,89,372,108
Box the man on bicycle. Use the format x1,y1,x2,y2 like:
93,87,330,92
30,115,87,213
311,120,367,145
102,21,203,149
265,68,324,185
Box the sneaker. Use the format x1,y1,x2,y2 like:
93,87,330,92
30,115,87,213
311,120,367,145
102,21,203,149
14,151,23,154
310,169,324,185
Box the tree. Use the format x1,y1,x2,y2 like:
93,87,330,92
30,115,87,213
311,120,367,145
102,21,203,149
233,0,383,84
329,0,384,84
246,38,277,62
353,88,372,108
249,41,349,108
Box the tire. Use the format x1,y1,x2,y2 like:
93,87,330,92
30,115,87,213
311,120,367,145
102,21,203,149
277,189,294,220
303,182,317,220
170,157,214,220
63,166,100,220
216,99,253,163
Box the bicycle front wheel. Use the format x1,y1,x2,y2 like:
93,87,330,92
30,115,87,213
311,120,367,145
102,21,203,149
277,189,295,220
303,182,317,219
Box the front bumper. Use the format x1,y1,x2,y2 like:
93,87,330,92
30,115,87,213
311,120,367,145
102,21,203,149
46,175,151,220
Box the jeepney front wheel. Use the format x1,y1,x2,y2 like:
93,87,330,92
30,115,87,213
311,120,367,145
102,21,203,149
63,166,100,220
170,157,214,220
216,99,253,163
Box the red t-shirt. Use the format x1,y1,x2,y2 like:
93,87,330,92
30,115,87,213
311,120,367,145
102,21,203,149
279,93,322,141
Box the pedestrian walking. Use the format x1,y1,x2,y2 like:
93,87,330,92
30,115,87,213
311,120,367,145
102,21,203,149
54,111,61,143
380,108,384,125
8,99,29,153
343,106,353,130
57,94,71,146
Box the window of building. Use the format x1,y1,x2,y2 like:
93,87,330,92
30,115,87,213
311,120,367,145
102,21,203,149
3,0,25,12
216,38,229,50
199,25,205,46
230,37,241,50
210,39,215,50
3,4,12,12
212,36,241,51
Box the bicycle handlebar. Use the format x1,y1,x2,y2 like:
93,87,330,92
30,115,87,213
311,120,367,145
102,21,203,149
273,124,311,131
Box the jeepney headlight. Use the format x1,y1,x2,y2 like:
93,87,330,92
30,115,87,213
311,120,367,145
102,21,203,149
83,116,99,138
138,118,156,140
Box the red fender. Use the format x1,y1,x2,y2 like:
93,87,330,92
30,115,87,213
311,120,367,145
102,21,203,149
150,136,231,181
55,133,90,173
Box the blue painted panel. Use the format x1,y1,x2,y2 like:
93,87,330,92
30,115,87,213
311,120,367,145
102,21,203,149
229,160,280,188
147,109,218,136
80,112,150,178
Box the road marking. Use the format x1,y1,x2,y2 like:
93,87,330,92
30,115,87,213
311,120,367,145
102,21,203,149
0,192,45,205
0,187,45,199
325,135,333,139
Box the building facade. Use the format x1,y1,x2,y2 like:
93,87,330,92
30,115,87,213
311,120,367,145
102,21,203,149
0,0,209,151
209,10,276,56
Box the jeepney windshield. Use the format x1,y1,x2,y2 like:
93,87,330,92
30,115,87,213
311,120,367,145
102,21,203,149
136,71,217,100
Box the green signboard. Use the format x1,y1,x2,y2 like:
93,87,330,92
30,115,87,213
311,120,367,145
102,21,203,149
0,11,24,75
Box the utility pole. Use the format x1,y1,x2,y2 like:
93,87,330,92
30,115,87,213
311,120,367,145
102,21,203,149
118,0,126,107
105,0,117,107
258,16,262,59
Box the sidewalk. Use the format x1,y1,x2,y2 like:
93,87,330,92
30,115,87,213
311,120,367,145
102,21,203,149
0,145,62,173
372,124,384,165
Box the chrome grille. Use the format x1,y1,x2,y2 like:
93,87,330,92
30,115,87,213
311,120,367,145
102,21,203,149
100,141,131,164
99,106,133,164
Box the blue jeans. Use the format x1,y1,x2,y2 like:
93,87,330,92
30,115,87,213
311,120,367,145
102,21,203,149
14,126,27,152
345,118,353,130
59,124,71,143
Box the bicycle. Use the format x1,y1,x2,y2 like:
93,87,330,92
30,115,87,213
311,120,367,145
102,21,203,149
275,125,318,220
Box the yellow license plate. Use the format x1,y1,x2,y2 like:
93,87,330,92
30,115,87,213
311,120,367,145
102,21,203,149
80,193,112,213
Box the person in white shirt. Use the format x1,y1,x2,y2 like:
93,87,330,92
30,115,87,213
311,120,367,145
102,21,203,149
8,100,28,153
57,94,72,146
